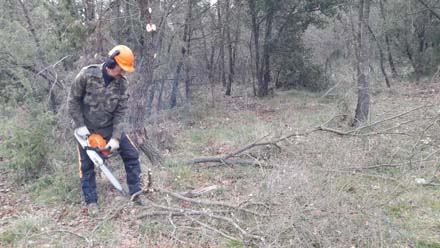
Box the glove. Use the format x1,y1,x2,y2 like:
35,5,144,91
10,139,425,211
105,138,120,152
74,126,90,140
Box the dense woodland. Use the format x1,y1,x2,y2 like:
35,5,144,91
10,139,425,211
2,0,439,117
2,0,440,247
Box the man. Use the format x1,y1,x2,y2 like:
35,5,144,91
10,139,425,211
68,45,144,215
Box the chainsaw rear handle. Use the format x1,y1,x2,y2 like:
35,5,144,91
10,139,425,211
84,146,120,160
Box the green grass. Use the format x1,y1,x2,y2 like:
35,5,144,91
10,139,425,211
225,239,246,248
0,217,41,245
176,116,271,159
27,169,81,205
388,201,412,218
417,241,440,248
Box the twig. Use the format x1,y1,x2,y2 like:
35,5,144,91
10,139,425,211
184,129,317,166
318,104,433,136
184,157,261,166
314,168,397,181
137,210,231,217
91,200,130,236
178,185,219,198
157,188,269,216
28,229,91,245
184,214,240,242
37,55,71,76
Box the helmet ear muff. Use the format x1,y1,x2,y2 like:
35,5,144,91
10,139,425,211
106,50,120,69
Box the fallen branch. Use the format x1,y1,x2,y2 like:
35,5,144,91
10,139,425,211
178,185,219,198
157,188,269,217
318,104,433,136
28,229,91,246
184,129,318,166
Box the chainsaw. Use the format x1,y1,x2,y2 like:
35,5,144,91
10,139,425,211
74,131,128,196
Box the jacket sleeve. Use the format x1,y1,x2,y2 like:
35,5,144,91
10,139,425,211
112,80,129,140
68,70,86,128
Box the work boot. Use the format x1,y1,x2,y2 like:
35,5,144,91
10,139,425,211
132,194,147,206
87,203,99,217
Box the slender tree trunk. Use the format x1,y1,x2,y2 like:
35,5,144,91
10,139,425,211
225,0,233,96
415,0,440,21
84,0,95,21
367,25,390,87
217,3,227,87
157,78,165,111
385,35,397,78
170,0,192,108
184,0,193,100
248,0,261,96
202,14,216,106
354,0,371,126
258,5,273,97
379,0,398,78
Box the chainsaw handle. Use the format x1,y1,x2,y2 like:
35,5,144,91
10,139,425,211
103,149,120,159
84,146,120,160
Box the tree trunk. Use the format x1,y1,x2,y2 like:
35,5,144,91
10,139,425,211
217,3,227,88
225,0,233,96
367,25,390,88
379,0,398,78
258,4,273,97
354,0,371,126
84,0,95,22
202,13,217,106
130,0,163,167
170,61,183,108
248,0,261,96
170,0,192,108
184,0,193,100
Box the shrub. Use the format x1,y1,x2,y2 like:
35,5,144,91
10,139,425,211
0,106,55,182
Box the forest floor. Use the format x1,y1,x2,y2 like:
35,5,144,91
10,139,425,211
2,81,440,247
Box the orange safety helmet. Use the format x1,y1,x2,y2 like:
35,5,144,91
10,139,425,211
107,45,135,72
88,134,111,156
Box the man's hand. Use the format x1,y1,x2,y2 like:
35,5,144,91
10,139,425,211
74,126,90,140
105,138,120,152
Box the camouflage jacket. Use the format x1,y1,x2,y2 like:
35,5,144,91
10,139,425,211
68,64,129,139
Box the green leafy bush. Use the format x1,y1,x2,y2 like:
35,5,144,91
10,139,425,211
0,106,55,182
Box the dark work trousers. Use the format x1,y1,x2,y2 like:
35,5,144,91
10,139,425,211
77,132,141,204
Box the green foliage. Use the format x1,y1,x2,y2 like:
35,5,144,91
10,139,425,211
0,106,56,182
225,239,246,248
28,171,81,205
0,217,39,245
388,202,411,218
417,241,440,248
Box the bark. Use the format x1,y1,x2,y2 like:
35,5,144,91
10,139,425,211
84,0,95,21
130,0,163,166
217,2,227,87
202,13,216,106
131,128,164,167
225,0,233,96
379,0,398,78
248,0,261,96
258,4,273,97
367,25,390,87
170,61,183,108
415,0,440,21
385,35,397,78
184,0,193,100
354,0,371,126
170,0,192,108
